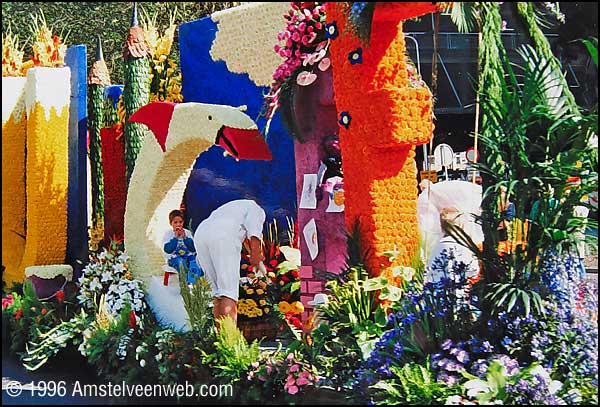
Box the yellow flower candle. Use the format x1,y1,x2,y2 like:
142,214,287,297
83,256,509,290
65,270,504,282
2,76,27,285
19,67,70,270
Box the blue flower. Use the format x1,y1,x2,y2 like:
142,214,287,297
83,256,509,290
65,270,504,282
348,48,363,64
325,22,338,39
339,111,351,129
104,85,124,109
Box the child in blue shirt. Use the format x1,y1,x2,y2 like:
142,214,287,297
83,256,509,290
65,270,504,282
162,209,203,284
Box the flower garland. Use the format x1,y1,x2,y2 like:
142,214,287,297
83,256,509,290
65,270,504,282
262,2,329,137
77,242,146,318
326,3,438,282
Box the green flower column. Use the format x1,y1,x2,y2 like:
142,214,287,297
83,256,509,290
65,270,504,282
122,3,151,187
88,36,111,229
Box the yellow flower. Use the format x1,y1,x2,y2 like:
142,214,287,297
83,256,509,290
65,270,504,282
291,301,304,314
256,288,264,295
278,301,291,313
246,288,254,295
264,307,270,314
259,299,266,306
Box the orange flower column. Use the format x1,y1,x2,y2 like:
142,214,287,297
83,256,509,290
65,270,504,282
326,3,438,281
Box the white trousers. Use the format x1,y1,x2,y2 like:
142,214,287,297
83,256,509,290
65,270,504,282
194,221,242,302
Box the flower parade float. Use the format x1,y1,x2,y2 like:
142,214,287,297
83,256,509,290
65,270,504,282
2,3,597,405
325,2,447,282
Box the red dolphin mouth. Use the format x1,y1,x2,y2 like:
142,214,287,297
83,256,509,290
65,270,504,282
215,126,272,161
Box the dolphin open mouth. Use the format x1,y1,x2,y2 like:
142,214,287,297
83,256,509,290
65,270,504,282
215,126,272,161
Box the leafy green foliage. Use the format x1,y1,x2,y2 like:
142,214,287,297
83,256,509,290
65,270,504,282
178,269,213,333
371,361,458,405
205,316,261,382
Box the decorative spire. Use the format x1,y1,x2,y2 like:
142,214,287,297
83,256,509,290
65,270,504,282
131,2,139,27
96,35,104,61
89,35,111,85
123,1,149,59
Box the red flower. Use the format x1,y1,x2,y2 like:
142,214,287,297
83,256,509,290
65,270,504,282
15,309,22,321
281,274,289,283
56,290,65,303
290,317,302,329
269,259,279,267
129,310,137,329
41,308,47,315
291,270,300,279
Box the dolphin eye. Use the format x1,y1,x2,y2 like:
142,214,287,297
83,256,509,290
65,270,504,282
208,115,212,121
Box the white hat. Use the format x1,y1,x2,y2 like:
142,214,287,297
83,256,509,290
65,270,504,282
307,293,329,306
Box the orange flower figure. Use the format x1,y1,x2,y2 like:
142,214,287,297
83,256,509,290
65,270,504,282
326,3,445,283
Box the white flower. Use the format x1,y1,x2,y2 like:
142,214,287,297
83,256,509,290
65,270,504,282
101,271,113,283
98,250,107,260
113,263,125,274
464,379,491,398
446,395,463,405
548,380,562,395
89,277,102,292
155,352,163,361
139,359,146,367
530,365,550,380
118,253,129,263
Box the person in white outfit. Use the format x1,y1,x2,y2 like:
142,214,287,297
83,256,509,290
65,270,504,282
426,207,480,291
193,199,266,328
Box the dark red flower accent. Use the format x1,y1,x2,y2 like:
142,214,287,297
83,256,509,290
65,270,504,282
129,310,137,329
56,290,65,303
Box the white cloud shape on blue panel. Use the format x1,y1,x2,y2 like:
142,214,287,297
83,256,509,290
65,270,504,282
209,2,289,87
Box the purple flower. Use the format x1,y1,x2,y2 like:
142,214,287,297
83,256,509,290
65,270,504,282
456,350,470,364
441,339,453,351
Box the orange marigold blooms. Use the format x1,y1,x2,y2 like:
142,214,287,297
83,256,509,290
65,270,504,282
326,2,438,285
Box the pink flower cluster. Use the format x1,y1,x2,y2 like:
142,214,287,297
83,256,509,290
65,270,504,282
247,352,319,396
283,353,318,395
2,294,14,310
264,2,327,121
